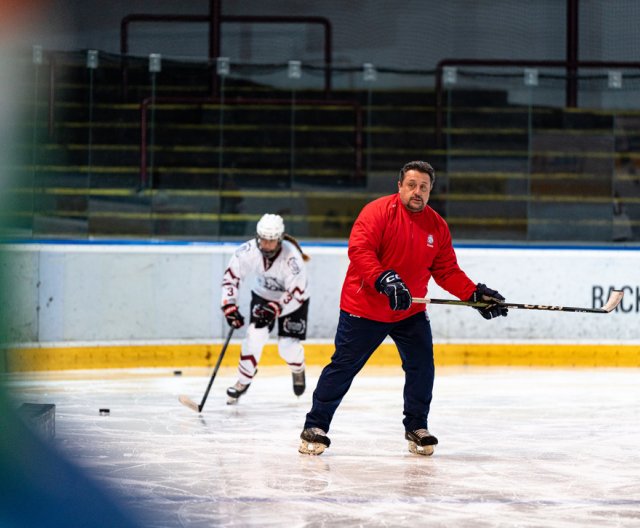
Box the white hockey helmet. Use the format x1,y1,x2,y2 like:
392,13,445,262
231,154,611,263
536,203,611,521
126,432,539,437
256,214,285,241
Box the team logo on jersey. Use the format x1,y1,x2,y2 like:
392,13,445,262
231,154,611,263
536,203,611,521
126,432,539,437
287,257,301,275
427,234,434,247
236,242,251,256
261,276,285,291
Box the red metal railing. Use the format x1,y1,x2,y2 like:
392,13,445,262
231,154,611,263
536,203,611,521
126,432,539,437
121,14,333,97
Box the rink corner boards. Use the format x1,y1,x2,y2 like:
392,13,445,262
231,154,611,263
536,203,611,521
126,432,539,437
2,342,640,372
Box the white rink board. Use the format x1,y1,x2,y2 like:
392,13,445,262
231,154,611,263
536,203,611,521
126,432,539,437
429,248,640,343
2,242,639,345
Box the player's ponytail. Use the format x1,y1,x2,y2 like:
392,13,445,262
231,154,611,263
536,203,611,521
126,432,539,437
283,233,310,261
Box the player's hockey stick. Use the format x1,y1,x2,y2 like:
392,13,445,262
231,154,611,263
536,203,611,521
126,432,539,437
412,289,623,314
179,327,235,413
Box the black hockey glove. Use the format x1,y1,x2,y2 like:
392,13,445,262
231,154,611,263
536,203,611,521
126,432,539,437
252,301,281,329
375,270,412,311
469,283,508,320
222,304,245,329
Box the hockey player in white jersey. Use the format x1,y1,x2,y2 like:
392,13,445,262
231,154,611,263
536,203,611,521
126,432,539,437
221,214,310,404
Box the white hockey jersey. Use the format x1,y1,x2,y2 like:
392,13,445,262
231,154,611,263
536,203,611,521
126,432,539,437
221,239,309,317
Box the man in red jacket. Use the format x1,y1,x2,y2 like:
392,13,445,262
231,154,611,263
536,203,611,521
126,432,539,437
298,160,507,456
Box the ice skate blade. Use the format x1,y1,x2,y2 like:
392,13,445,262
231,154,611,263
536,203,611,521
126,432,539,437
408,441,434,456
298,440,326,456
226,397,239,405
292,371,306,397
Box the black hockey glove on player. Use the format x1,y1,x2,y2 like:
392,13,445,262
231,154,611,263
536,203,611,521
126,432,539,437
469,283,508,320
375,270,412,311
252,301,281,329
222,304,245,328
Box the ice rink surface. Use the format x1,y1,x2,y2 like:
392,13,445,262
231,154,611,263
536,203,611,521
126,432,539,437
4,365,640,527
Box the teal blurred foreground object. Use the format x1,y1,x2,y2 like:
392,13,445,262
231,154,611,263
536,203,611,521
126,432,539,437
0,390,143,528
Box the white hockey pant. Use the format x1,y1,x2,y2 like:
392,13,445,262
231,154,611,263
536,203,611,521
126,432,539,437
236,324,305,384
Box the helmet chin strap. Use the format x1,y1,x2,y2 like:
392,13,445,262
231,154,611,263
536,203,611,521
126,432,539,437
256,237,282,259
260,247,282,266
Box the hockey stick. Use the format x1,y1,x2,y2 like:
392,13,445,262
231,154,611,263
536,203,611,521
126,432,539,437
412,289,623,314
179,327,235,413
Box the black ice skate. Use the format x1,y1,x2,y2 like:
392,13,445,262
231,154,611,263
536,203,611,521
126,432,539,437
298,427,330,455
405,428,438,456
226,381,250,405
292,369,306,396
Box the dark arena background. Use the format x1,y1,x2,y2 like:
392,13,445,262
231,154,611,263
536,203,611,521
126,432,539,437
1,1,639,526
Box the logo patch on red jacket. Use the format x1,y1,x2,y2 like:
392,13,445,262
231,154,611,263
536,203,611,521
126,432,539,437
427,234,434,247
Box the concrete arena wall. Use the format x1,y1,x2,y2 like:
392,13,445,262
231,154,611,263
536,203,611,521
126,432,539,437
2,242,639,371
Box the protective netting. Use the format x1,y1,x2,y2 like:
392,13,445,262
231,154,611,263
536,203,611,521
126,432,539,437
118,1,640,94
219,1,637,69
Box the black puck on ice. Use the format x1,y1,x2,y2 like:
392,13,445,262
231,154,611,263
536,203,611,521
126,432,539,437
173,370,182,376
99,408,110,415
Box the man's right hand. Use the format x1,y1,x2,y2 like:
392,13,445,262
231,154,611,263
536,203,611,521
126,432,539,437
375,270,412,311
222,304,245,328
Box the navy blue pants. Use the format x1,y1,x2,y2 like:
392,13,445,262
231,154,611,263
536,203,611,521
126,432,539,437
304,310,435,433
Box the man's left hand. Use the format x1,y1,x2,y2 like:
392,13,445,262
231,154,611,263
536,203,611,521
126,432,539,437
470,283,508,319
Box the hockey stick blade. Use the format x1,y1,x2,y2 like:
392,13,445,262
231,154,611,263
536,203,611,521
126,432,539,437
412,289,624,314
178,327,235,414
601,289,624,312
178,394,201,413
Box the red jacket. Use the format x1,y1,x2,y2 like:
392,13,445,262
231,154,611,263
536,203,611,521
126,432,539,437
340,193,477,322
